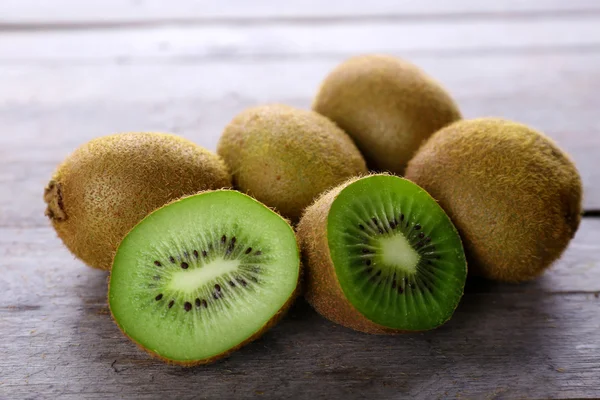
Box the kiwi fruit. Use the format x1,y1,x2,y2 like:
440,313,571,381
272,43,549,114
313,54,462,175
109,190,300,365
44,132,231,270
405,118,583,282
217,104,367,221
297,174,467,334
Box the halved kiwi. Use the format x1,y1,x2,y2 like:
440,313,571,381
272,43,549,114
297,174,467,334
108,190,300,365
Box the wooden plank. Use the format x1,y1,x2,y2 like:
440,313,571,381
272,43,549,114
1,221,599,399
3,220,600,297
0,0,598,25
2,296,599,399
2,17,600,63
0,53,599,225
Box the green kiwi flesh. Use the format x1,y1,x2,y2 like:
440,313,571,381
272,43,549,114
109,190,300,365
327,175,466,330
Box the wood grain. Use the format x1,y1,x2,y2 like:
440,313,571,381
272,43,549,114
1,221,599,399
1,0,599,26
0,52,599,227
1,2,600,398
2,17,600,63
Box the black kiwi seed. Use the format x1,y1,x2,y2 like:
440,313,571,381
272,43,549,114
390,221,397,229
202,300,208,308
215,284,221,292
397,285,404,294
414,224,421,230
229,280,236,287
155,294,163,301
425,237,432,243
221,235,226,244
372,217,379,225
359,224,365,230
400,214,405,221
168,300,174,308
255,251,262,256
245,247,252,254
193,250,199,258
392,279,397,289
202,250,208,257
169,256,176,264
195,298,201,307
362,248,372,254
184,302,192,312
366,259,372,266
154,261,161,267
376,270,382,277
248,266,261,274
419,232,425,239
181,262,189,269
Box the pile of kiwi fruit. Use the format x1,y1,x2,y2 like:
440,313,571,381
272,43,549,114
45,54,583,366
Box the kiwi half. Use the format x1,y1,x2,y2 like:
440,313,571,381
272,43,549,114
297,174,466,334
109,190,300,365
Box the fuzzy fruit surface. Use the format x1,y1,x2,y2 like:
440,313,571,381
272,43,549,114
217,104,367,221
313,54,461,175
405,118,582,282
44,132,232,270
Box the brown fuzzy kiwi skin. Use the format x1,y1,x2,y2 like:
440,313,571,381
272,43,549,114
108,190,303,366
405,118,583,283
217,104,367,222
297,174,449,335
44,132,232,270
313,54,462,175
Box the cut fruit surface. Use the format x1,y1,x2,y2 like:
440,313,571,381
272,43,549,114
298,174,467,334
328,175,466,330
109,190,300,365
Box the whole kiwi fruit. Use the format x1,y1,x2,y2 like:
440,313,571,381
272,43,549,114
297,174,467,334
313,54,462,175
44,132,232,270
405,118,583,282
217,104,367,221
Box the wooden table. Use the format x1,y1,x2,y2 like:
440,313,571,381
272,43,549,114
2,1,599,398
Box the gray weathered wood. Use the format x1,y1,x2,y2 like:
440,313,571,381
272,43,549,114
3,17,600,62
0,52,599,225
1,221,599,399
2,2,600,398
1,0,598,26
